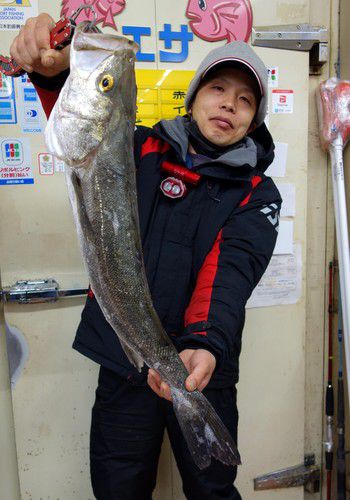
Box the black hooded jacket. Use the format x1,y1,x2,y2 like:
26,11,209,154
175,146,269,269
31,76,282,388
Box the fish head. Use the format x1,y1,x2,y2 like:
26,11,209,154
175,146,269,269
45,23,138,167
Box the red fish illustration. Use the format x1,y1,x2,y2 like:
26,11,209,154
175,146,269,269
186,0,253,43
61,0,126,30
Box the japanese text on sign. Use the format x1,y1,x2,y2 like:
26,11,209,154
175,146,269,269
136,69,195,128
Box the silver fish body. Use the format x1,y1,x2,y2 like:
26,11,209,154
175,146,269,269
45,23,240,469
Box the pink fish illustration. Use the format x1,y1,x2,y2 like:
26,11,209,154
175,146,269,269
61,0,126,30
186,0,253,43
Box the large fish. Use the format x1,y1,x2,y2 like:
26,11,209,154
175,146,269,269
45,23,240,469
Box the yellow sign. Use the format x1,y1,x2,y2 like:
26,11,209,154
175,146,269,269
0,0,31,5
135,69,195,128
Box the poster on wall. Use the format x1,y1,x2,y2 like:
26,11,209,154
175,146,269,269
0,137,34,185
0,0,38,31
0,73,17,124
16,74,44,133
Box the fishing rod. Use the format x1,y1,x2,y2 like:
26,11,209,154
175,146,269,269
324,261,334,500
317,79,350,416
337,284,346,499
0,4,100,77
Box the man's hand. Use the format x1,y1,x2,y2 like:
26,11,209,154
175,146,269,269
10,13,70,77
147,349,216,401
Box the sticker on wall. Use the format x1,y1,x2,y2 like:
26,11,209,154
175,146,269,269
0,72,17,124
61,0,126,30
186,0,253,43
16,74,44,132
38,153,54,175
0,137,34,185
0,0,38,30
268,67,279,88
38,153,65,174
54,158,65,172
20,105,43,133
272,89,294,114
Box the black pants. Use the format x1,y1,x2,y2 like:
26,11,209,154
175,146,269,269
90,367,241,500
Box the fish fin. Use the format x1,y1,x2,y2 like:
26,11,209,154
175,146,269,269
119,338,144,372
171,387,241,470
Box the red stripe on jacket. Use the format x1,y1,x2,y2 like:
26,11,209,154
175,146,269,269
34,87,61,119
141,137,171,158
239,175,262,207
184,229,224,334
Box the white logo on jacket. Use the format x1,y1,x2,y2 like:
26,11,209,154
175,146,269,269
260,203,280,232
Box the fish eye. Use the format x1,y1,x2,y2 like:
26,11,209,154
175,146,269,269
99,74,114,92
198,0,207,10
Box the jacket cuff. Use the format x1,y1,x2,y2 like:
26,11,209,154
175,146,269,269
172,321,229,370
28,69,70,90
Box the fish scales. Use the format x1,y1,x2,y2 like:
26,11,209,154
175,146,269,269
45,23,240,469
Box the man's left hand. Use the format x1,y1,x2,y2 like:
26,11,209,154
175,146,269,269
147,349,216,401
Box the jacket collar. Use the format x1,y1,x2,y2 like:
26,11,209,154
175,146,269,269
153,116,275,181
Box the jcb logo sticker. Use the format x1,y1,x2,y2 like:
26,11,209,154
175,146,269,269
0,0,31,6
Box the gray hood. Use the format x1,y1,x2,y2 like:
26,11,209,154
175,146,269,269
159,115,258,169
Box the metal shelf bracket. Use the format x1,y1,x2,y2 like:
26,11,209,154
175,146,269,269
252,24,329,74
1,279,88,304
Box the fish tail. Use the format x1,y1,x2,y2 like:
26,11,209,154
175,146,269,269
171,387,241,470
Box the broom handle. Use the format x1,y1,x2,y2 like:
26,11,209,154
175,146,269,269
330,134,350,410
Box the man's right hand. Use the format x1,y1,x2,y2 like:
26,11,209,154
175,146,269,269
10,13,70,77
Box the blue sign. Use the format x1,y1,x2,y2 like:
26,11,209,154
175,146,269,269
23,87,37,102
0,178,34,185
0,74,17,125
122,23,194,63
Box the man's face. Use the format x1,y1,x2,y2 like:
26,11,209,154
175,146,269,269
190,66,259,147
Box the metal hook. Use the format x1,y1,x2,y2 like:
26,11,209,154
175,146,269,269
69,4,102,32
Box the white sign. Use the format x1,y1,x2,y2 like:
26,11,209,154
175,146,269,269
16,74,44,133
0,137,33,185
0,72,12,97
265,142,288,178
247,244,302,308
274,220,294,255
38,153,54,175
276,183,296,218
272,89,294,114
54,158,65,173
0,0,38,30
267,66,279,88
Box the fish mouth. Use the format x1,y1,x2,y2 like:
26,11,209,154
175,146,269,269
186,11,202,23
46,110,103,168
59,106,101,124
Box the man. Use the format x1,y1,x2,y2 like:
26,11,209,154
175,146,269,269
10,13,281,500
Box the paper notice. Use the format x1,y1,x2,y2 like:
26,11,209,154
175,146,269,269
265,142,288,178
272,89,294,114
274,220,293,255
276,183,296,217
246,244,302,308
38,153,54,175
54,158,65,172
